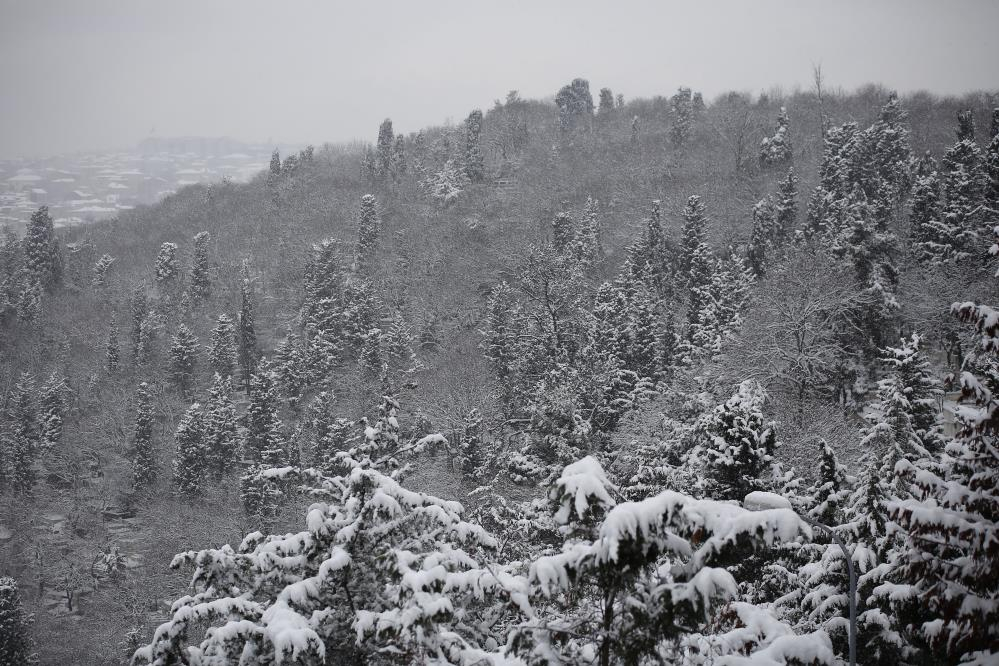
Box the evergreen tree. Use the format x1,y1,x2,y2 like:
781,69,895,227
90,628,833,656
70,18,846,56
203,373,237,479
376,118,394,179
168,324,199,396
551,211,574,249
237,261,259,393
760,106,793,167
678,195,709,286
598,87,614,116
274,334,306,410
573,196,601,267
131,382,156,489
555,78,594,133
356,194,381,264
0,576,37,665
15,277,41,324
5,374,38,495
464,109,484,183
773,167,799,241
459,408,485,479
243,366,285,466
359,328,383,375
986,107,999,210
106,321,120,374
129,287,147,363
911,167,946,262
38,372,66,455
92,253,115,287
154,242,179,284
937,110,988,260
173,402,207,495
670,87,693,148
694,380,778,501
807,440,850,526
269,149,281,177
748,197,775,277
189,231,211,301
207,313,236,377
391,134,407,178
23,205,61,291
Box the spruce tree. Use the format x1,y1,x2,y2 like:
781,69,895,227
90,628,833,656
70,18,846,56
573,196,601,267
38,372,66,455
806,440,850,526
23,205,61,292
359,328,383,375
464,109,484,183
173,402,207,495
92,253,115,287
207,313,236,377
168,324,199,396
189,231,211,301
129,287,148,363
938,110,987,261
237,261,258,393
911,168,945,262
376,118,394,179
274,334,306,410
204,373,237,479
356,194,380,264
598,87,614,116
154,242,179,284
131,382,156,489
760,106,793,167
695,380,777,501
5,374,39,495
748,197,775,277
555,78,594,133
269,149,281,177
243,366,285,466
773,167,799,241
551,211,574,249
459,408,485,479
678,195,709,286
0,576,37,665
391,134,407,178
106,321,120,374
670,87,693,148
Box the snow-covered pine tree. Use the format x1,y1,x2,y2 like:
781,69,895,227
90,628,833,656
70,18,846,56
189,231,211,301
464,109,484,183
207,313,236,377
678,194,709,288
154,242,179,284
598,87,615,116
358,327,383,375
459,408,485,479
376,118,394,179
551,210,574,250
92,253,115,287
4,373,38,495
760,106,793,167
938,109,988,261
888,295,999,663
310,393,352,476
670,86,693,148
243,365,285,467
203,373,237,479
391,134,406,179
910,165,948,263
268,149,281,177
23,205,61,292
237,260,258,393
748,196,776,277
38,372,66,455
774,166,799,241
167,324,199,396
173,402,207,495
356,193,380,264
129,287,147,363
573,196,602,267
694,380,778,501
105,321,120,374
273,333,306,410
0,576,37,665
807,440,851,526
555,77,594,134
131,382,156,489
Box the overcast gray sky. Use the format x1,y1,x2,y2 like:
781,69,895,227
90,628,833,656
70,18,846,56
1,0,997,159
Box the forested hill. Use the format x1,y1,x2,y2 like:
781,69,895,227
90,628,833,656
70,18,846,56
0,79,997,665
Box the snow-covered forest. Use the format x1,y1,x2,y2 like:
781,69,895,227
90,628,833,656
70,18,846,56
1,72,998,665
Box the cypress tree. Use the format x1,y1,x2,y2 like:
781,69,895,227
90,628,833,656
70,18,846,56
208,313,236,377
168,324,199,396
38,372,66,455
464,109,484,183
106,321,120,374
173,402,206,495
92,254,115,287
5,374,39,495
204,373,237,479
376,118,394,179
678,195,709,286
237,261,258,393
189,231,211,301
130,287,148,362
131,382,156,489
23,205,61,292
269,149,281,177
155,242,179,284
244,366,285,466
357,194,381,263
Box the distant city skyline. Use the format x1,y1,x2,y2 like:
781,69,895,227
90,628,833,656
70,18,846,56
1,0,997,160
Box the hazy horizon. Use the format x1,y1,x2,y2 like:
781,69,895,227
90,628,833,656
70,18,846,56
2,0,997,160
